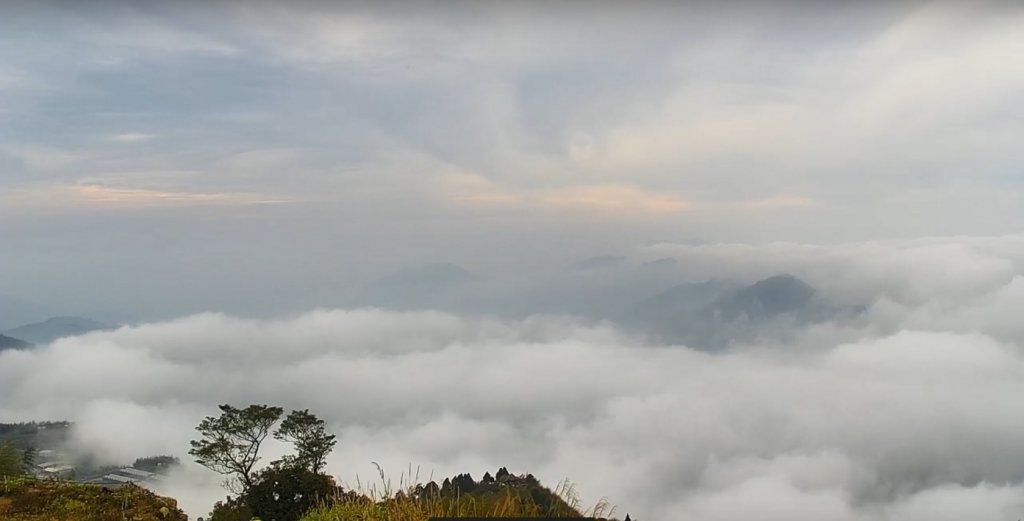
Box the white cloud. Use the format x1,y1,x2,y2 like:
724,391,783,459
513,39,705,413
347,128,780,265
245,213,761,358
110,133,156,143
3,5,1024,517
641,236,1024,308
5,239,1024,521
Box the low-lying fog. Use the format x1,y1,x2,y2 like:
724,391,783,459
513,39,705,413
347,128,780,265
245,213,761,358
5,235,1024,520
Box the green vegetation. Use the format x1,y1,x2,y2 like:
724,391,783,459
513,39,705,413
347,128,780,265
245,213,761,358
192,405,342,521
191,404,635,521
0,442,27,478
244,464,337,521
190,404,285,492
0,477,187,521
134,455,182,473
0,422,71,450
0,406,637,520
300,466,619,521
274,409,337,475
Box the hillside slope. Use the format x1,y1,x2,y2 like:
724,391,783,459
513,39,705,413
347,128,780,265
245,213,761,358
0,478,187,521
4,317,112,345
0,335,31,352
620,274,863,349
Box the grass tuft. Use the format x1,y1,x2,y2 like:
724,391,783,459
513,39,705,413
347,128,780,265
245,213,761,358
302,466,620,521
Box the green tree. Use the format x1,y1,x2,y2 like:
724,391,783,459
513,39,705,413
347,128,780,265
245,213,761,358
21,445,37,469
189,404,284,492
246,464,336,521
450,473,476,493
0,441,25,478
207,495,253,521
273,409,336,474
133,455,180,473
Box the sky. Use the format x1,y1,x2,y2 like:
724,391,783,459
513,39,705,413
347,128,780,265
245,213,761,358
1,0,1023,319
4,3,1024,520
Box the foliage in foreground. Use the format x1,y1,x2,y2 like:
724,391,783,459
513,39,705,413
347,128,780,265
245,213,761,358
0,476,187,521
190,405,336,494
191,406,634,520
0,442,28,478
299,466,625,521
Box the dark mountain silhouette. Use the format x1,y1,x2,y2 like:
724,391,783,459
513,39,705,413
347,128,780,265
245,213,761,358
0,334,31,351
716,274,817,320
3,316,112,345
626,278,740,319
621,274,856,349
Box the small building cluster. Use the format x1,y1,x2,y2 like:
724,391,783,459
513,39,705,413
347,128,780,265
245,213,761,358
30,450,75,480
29,449,168,489
83,466,165,488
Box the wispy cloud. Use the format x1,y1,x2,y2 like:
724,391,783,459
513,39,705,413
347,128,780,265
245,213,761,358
441,173,690,214
440,172,812,216
0,183,293,211
110,133,156,144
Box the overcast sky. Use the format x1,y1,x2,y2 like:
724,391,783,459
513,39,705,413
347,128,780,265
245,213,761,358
1,1,1022,318
5,3,1024,519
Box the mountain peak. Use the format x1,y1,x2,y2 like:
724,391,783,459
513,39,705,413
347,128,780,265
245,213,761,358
0,334,31,351
35,316,108,327
729,274,816,316
3,316,112,345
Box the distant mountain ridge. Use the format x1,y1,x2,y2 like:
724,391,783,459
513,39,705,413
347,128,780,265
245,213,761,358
3,316,112,345
621,274,858,349
343,261,862,350
0,334,31,351
718,274,818,320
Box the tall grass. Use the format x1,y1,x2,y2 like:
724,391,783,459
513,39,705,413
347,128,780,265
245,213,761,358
302,465,618,521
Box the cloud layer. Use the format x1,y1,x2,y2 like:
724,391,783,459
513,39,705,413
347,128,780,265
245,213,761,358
2,3,1024,323
5,235,1024,519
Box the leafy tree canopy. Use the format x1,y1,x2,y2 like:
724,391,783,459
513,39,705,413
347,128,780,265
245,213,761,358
273,409,336,475
0,441,25,478
189,404,284,492
246,464,337,521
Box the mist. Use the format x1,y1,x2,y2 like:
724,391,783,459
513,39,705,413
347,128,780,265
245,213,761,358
4,236,1024,519
3,2,1024,520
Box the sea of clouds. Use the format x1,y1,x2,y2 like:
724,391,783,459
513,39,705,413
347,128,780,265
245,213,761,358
4,235,1024,520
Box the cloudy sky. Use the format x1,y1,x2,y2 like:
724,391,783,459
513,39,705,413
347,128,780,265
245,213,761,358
4,3,1024,520
1,1,1022,318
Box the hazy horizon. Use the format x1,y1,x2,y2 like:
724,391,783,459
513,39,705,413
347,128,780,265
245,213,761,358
3,1,1023,320
3,2,1024,520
